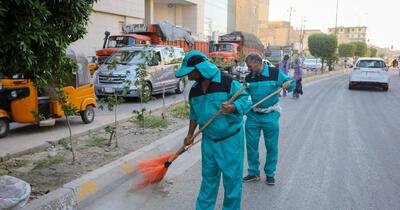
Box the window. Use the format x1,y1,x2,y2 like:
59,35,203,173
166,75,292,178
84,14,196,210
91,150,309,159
107,36,136,48
357,60,385,68
214,44,233,52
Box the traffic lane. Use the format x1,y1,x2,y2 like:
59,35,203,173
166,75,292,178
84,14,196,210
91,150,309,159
138,73,400,210
1,87,190,158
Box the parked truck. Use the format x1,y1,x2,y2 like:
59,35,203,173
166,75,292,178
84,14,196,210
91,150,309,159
209,31,265,74
95,21,209,64
265,45,294,67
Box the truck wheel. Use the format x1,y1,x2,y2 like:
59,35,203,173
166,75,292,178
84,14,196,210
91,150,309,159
81,105,95,124
0,118,9,138
175,79,185,94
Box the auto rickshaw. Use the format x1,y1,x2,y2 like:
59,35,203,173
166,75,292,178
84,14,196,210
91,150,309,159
87,56,99,76
0,49,96,138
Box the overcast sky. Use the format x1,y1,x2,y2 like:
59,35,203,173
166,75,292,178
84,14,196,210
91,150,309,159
269,0,399,50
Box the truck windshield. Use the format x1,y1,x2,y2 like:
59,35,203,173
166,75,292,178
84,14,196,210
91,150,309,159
214,44,233,52
106,51,145,65
107,36,136,48
268,50,281,57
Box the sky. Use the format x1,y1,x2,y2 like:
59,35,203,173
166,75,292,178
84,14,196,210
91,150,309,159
269,0,400,50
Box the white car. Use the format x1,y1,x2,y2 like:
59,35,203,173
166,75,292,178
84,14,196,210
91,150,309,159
349,57,390,91
236,59,275,81
302,58,322,71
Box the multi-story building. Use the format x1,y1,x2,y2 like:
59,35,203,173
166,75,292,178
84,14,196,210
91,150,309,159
227,0,269,44
264,21,300,47
328,26,367,44
70,0,204,56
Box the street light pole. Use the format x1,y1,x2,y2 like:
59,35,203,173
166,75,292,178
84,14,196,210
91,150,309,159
287,7,295,46
335,0,339,35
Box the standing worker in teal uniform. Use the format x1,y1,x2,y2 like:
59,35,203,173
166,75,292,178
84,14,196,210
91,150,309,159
243,53,295,185
175,50,252,210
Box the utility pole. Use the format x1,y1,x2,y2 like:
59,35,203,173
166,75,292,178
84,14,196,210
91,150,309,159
287,7,295,46
335,0,339,35
300,16,306,53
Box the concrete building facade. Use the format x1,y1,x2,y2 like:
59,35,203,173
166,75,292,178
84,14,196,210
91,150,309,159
328,26,367,44
228,0,269,44
70,0,204,56
264,21,300,47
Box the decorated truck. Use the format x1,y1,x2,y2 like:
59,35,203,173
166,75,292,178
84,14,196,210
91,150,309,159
209,31,265,73
95,21,209,64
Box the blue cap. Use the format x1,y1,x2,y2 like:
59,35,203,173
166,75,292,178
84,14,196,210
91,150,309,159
176,50,219,79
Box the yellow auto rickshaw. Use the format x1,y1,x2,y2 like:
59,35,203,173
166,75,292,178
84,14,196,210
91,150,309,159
87,56,99,76
0,49,96,138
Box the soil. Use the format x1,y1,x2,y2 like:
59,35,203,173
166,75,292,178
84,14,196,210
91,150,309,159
0,103,188,201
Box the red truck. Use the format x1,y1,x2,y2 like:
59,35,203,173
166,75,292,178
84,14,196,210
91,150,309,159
209,31,265,73
96,22,209,64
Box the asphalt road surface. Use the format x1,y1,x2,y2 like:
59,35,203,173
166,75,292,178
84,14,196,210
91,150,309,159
85,72,400,210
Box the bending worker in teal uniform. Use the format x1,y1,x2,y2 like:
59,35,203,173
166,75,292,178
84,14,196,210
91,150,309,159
176,50,252,210
243,53,295,185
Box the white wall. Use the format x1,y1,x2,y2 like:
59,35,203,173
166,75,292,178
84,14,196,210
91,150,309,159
94,0,145,19
69,11,143,56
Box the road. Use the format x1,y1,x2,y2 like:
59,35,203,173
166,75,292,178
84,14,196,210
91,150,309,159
85,72,400,210
0,86,191,158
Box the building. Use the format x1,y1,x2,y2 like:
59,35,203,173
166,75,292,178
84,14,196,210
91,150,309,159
227,0,269,44
328,26,367,44
70,0,204,56
264,21,300,47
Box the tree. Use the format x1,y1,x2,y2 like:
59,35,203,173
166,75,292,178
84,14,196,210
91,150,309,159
0,0,96,88
338,43,356,58
351,41,368,57
368,47,378,57
308,33,338,72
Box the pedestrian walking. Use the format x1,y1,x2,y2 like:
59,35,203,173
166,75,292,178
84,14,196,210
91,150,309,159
176,50,252,210
243,53,295,185
279,54,290,97
293,54,303,99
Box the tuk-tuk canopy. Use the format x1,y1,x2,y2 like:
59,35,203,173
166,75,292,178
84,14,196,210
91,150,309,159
66,49,92,87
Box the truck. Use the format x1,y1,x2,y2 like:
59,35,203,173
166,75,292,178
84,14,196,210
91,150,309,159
209,31,265,74
95,21,209,64
265,45,294,67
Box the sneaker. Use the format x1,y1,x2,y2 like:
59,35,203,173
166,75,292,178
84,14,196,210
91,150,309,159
265,176,275,185
243,175,260,182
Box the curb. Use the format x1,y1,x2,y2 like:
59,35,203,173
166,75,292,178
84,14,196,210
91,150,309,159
21,126,189,210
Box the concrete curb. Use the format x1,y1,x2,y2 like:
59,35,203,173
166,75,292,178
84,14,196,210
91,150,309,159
21,126,188,210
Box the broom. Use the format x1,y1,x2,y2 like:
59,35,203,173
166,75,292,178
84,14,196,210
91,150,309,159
135,83,289,189
134,84,248,189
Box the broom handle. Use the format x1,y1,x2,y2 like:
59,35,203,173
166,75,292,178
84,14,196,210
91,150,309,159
171,80,292,161
170,84,248,161
250,80,294,108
